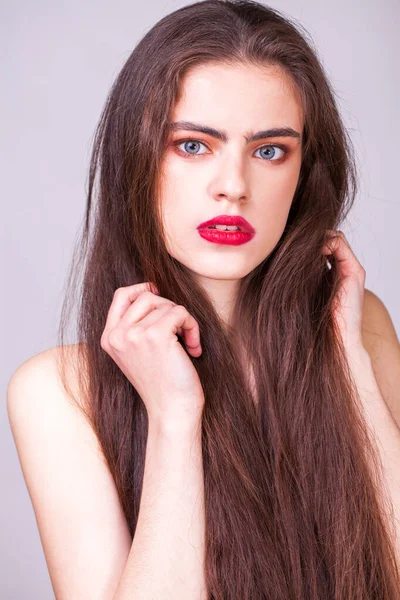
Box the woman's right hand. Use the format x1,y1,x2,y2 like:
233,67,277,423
100,282,205,429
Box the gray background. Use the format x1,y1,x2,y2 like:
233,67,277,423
2,0,399,597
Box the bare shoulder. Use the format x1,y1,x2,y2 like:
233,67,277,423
6,345,132,599
361,288,400,430
7,344,95,450
7,344,89,420
362,289,399,346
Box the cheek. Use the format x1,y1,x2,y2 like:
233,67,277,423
160,159,202,226
257,174,297,221
271,156,301,193
253,178,299,249
162,149,195,180
266,161,300,211
163,150,210,193
159,187,194,255
160,158,193,212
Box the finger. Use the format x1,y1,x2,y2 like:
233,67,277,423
321,232,365,278
120,291,176,329
104,282,159,334
161,305,202,354
134,303,201,355
120,291,166,325
118,288,185,338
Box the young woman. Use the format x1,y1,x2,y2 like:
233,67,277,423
7,1,400,598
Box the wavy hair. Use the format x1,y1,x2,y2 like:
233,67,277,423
57,1,400,597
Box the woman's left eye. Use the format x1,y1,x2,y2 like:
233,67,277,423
254,145,287,161
172,139,288,161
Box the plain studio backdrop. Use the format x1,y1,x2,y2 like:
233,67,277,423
1,0,399,597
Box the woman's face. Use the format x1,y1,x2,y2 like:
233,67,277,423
158,61,303,309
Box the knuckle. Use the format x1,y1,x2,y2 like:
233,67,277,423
100,332,108,350
355,268,366,282
356,262,366,273
125,326,143,344
142,290,156,301
146,326,163,344
173,304,186,313
108,328,124,351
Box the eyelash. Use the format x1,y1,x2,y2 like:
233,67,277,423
171,138,290,162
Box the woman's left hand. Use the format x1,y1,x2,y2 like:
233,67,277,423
322,230,366,355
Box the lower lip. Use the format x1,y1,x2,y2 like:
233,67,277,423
197,228,255,245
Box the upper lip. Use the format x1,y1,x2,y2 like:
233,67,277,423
197,214,256,233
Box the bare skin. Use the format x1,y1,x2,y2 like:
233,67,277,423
159,61,304,329
7,62,304,598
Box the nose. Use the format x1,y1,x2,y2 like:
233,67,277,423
209,154,250,204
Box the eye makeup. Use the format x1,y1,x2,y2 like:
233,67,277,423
171,137,291,162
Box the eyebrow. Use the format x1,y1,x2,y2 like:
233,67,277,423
167,120,301,143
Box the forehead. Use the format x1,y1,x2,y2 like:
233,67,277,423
171,62,304,133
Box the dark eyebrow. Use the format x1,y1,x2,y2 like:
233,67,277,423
167,120,301,143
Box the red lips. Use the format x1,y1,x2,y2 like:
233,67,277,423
197,214,256,234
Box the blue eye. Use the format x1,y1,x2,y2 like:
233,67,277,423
175,139,208,155
254,145,286,161
172,138,289,161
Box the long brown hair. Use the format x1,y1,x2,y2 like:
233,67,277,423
57,1,400,596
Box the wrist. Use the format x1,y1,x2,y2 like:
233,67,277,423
148,414,202,441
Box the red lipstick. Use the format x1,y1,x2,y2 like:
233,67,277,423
197,214,256,246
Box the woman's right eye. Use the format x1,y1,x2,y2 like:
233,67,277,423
172,139,209,157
